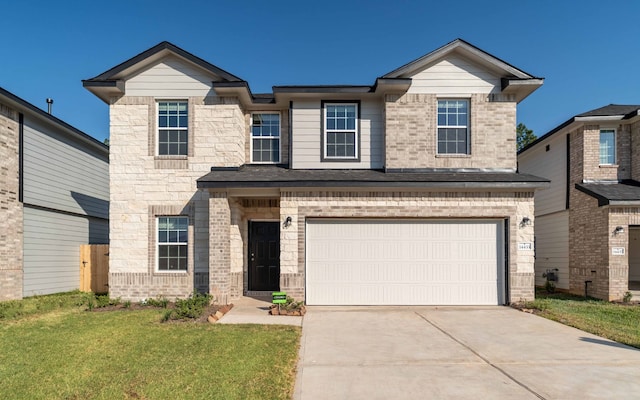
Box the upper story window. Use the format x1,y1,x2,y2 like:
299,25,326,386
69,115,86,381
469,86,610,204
599,129,616,165
158,101,188,156
437,99,469,155
157,216,188,271
251,113,280,163
323,102,358,160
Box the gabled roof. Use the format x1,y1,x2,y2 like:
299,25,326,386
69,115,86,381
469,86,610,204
0,87,108,154
84,39,542,106
383,38,541,80
382,39,543,103
83,41,244,103
519,104,640,155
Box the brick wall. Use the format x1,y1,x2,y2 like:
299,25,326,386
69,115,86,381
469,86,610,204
0,103,23,300
582,124,631,182
384,93,517,170
632,121,640,181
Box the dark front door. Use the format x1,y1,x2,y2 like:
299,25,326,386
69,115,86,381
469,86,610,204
249,221,280,291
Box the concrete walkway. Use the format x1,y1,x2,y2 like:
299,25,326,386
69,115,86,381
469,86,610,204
294,307,640,400
216,296,302,326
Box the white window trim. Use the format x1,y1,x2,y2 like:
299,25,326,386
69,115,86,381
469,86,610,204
436,99,470,155
599,128,616,166
156,100,189,157
323,102,359,160
156,216,189,273
250,112,281,164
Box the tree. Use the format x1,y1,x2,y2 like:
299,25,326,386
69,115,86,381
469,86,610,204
516,123,536,151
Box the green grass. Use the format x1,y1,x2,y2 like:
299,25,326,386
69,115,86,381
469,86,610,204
524,290,640,349
0,293,301,399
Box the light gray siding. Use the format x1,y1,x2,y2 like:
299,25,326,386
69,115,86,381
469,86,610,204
22,116,109,219
518,133,567,216
23,206,108,296
534,211,569,289
290,100,383,169
406,55,500,95
126,56,216,97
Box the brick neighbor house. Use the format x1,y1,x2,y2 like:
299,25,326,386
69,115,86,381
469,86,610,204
0,88,109,300
519,105,640,301
83,39,546,305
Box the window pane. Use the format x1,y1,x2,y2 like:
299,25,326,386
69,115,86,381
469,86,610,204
600,130,615,164
157,101,188,155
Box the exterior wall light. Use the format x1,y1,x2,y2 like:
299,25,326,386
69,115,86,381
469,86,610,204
283,216,292,228
614,226,625,235
520,216,532,228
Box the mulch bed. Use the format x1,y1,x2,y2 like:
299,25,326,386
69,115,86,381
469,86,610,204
88,302,234,323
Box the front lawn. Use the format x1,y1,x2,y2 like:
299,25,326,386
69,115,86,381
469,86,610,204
0,292,301,399
520,290,640,349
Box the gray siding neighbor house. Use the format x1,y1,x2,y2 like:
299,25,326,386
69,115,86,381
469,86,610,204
84,39,546,306
0,87,109,300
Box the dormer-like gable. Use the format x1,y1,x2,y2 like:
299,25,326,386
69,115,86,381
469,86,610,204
83,41,244,103
383,39,543,102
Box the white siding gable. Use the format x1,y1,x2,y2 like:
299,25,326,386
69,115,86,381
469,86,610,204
518,133,567,216
407,55,501,95
125,56,216,97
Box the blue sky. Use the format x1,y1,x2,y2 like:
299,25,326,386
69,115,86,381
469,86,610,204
1,1,639,143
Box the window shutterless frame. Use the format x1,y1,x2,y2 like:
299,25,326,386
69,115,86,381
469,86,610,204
321,100,360,161
156,216,188,272
250,112,281,164
599,129,616,165
436,99,470,155
157,100,188,156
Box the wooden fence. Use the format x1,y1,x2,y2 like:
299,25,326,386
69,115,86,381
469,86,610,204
80,244,109,293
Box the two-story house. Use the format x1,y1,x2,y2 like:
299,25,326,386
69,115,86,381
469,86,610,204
519,105,640,301
0,87,109,300
84,39,545,305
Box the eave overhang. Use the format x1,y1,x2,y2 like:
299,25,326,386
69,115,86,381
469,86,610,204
197,166,549,190
501,78,545,103
0,87,108,154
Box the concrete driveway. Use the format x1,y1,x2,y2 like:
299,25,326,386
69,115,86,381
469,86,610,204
294,307,640,400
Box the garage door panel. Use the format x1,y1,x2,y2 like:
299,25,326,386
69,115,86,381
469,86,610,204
306,219,504,305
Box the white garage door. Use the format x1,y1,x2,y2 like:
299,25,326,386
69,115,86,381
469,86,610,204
305,219,505,305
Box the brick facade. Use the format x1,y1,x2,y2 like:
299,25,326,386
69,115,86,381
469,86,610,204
0,103,23,300
384,93,517,170
99,43,541,303
568,123,640,300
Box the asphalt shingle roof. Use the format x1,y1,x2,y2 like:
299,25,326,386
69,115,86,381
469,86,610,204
576,181,640,206
577,104,640,118
196,165,548,189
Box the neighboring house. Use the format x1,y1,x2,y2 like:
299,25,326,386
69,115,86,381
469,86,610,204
0,88,109,300
83,39,546,306
519,105,640,301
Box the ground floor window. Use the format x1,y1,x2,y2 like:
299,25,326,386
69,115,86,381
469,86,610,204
157,216,188,271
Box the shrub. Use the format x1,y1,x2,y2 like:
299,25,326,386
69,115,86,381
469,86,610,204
623,291,633,303
280,296,304,312
163,293,212,322
143,296,169,308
